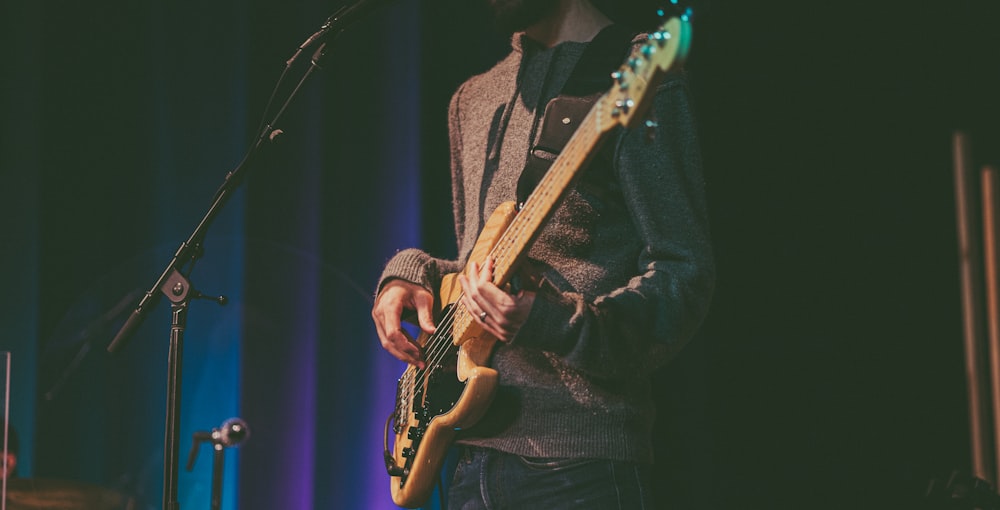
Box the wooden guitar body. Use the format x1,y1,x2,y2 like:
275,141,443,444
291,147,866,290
388,203,517,508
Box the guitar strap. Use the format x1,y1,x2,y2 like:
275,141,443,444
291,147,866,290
516,23,638,205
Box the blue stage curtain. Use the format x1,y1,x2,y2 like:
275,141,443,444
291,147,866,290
1,0,41,481
6,0,454,508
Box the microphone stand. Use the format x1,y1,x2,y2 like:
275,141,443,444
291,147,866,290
105,1,397,508
187,418,251,510
211,444,225,510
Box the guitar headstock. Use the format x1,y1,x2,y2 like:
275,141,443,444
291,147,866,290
595,9,692,131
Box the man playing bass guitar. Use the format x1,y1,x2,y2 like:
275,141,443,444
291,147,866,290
372,0,715,507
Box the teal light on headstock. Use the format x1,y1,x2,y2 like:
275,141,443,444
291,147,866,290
659,0,694,22
600,10,692,129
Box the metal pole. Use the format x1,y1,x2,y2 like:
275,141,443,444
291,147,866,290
953,131,995,483
983,165,1000,489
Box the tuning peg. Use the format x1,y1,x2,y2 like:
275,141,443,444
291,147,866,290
649,30,672,48
657,1,694,21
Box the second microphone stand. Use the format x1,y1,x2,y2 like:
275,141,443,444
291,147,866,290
187,418,251,510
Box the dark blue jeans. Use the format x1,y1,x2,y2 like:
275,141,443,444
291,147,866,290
446,445,654,510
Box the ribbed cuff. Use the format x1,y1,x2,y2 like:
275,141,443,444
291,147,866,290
376,248,432,295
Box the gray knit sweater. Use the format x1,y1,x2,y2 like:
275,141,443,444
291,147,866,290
378,31,714,464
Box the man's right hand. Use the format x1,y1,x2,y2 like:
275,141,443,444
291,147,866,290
371,279,436,369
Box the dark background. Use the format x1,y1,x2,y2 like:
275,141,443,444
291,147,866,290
2,0,999,508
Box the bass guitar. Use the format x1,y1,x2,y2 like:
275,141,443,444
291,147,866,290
384,10,693,508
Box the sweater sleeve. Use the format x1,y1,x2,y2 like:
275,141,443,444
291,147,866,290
511,75,716,378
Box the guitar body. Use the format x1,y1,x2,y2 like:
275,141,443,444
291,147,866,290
389,360,496,508
389,203,518,508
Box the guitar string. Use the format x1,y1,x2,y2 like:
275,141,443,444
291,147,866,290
399,100,605,415
397,30,675,419
399,86,659,430
403,115,597,405
398,83,639,421
394,32,682,478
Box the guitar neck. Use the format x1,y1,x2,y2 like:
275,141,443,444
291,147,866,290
488,104,611,284
478,15,691,287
